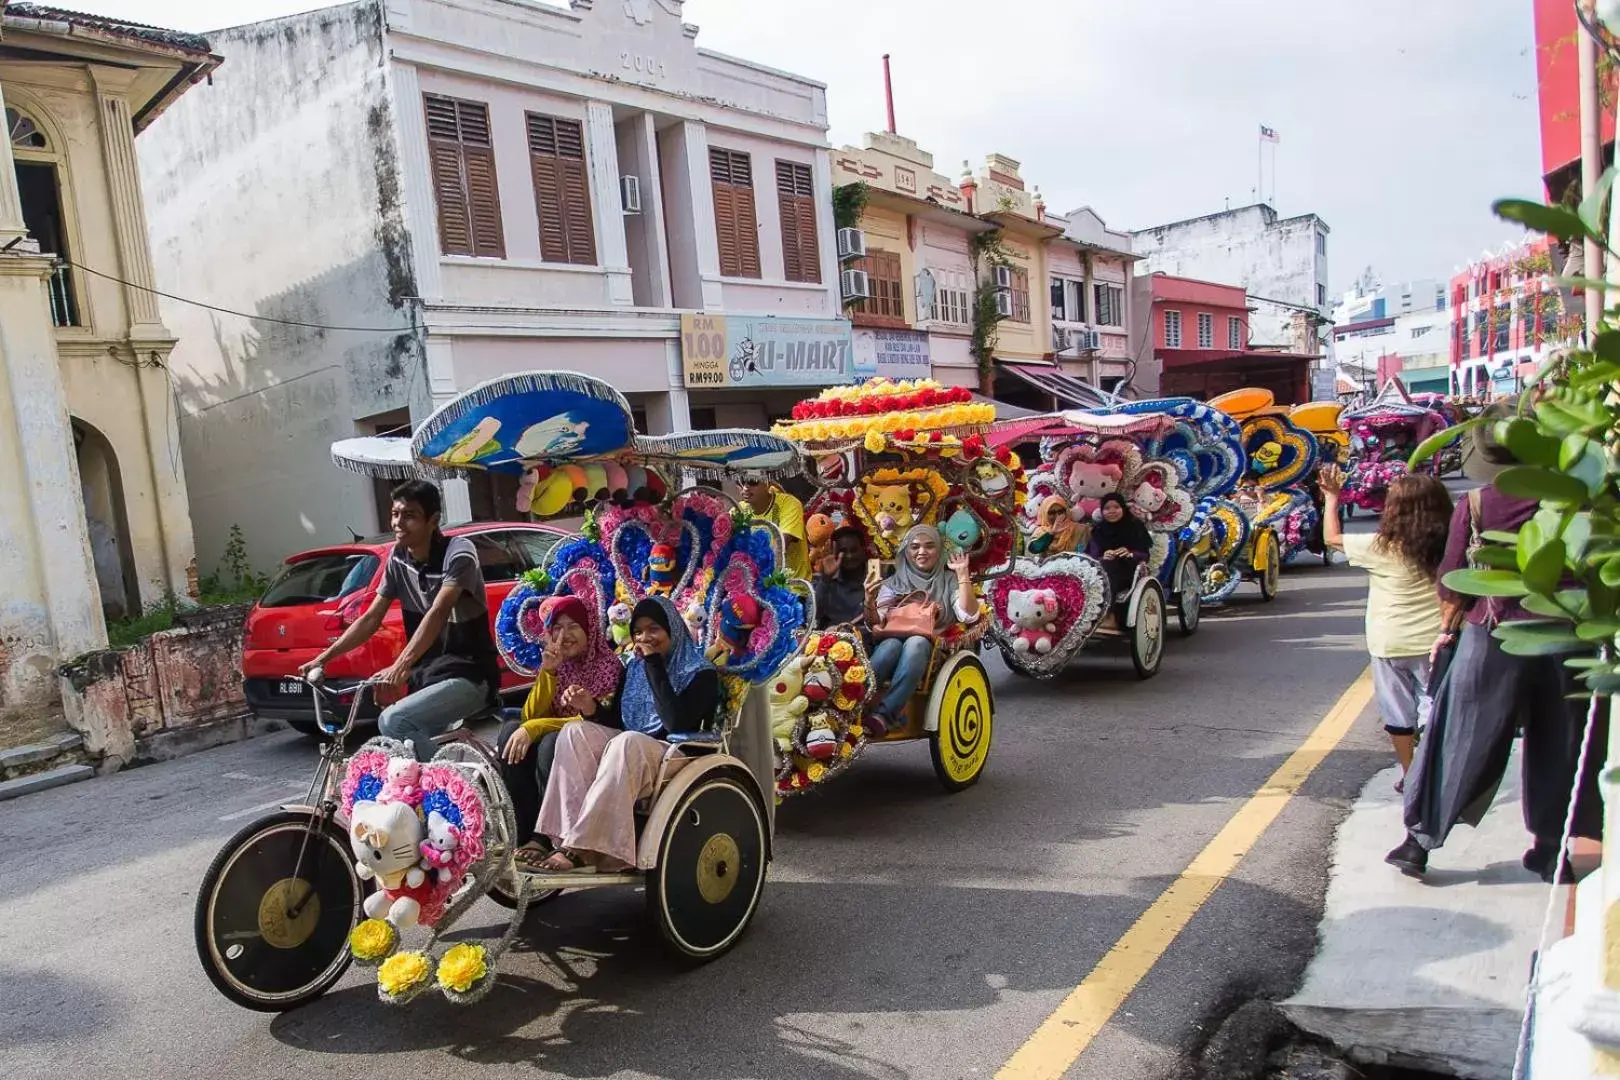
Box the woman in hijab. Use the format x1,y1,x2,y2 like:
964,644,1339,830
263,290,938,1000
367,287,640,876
866,524,978,736
1087,493,1152,618
496,595,624,868
1028,494,1085,555
535,596,721,872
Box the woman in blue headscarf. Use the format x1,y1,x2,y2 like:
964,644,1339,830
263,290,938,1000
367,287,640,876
536,596,720,872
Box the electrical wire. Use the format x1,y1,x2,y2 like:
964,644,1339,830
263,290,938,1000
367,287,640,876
55,256,417,335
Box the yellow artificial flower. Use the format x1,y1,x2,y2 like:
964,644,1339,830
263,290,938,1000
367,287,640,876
828,641,855,663
833,693,857,711
849,724,866,739
840,743,854,758
844,663,868,684
435,943,490,994
864,428,886,453
807,763,827,782
350,918,397,961
377,951,432,996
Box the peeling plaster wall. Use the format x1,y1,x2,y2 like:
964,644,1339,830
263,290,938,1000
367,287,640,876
1132,205,1328,351
139,0,422,576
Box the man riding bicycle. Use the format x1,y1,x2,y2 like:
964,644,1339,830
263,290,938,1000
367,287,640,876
298,479,499,759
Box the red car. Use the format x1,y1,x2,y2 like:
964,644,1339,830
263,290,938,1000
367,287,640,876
242,522,571,735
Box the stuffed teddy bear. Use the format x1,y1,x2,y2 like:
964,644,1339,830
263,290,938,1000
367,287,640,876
1006,588,1060,655
378,758,421,805
607,602,632,650
1066,461,1123,518
806,513,835,570
768,655,811,751
349,798,428,928
417,810,461,885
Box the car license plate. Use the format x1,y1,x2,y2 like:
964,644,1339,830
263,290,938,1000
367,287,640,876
278,679,306,696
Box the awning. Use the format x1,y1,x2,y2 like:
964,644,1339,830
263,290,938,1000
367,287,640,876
998,362,1119,410
971,392,1040,420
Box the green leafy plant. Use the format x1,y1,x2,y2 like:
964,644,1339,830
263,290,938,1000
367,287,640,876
969,229,1013,393
832,181,869,232
1415,167,1620,688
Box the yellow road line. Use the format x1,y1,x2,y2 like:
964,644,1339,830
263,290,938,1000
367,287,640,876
995,666,1375,1080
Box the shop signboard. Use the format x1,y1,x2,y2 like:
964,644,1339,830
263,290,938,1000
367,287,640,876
680,313,854,389
852,328,932,380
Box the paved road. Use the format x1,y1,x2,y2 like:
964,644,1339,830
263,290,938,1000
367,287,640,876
0,559,1389,1080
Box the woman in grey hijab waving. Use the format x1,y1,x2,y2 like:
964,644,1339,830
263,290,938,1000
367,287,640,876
866,524,979,736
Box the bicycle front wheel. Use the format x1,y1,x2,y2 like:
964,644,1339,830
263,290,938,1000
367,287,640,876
194,809,364,1012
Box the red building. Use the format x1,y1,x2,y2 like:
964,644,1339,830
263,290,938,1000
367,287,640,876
1535,0,1614,197
1447,238,1570,395
1133,273,1316,403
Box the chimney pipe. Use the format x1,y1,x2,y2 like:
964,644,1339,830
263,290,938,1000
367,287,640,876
882,54,896,134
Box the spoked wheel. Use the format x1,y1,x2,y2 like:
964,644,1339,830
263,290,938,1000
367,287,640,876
430,739,561,912
1257,531,1281,602
648,765,768,963
1174,554,1202,636
194,810,364,1012
928,653,994,793
1131,580,1166,680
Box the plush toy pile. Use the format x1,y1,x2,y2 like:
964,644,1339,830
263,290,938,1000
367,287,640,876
769,630,876,795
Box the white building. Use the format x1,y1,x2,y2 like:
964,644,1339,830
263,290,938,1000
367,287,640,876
1130,203,1329,353
1328,307,1451,395
139,0,847,574
1330,277,1444,327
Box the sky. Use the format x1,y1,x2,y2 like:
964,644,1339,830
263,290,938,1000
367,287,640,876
67,0,1543,295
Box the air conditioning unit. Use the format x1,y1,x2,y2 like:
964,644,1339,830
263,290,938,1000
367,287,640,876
837,227,866,261
1052,326,1073,352
993,265,1013,290
620,175,642,214
1076,329,1102,351
840,268,871,302
995,289,1014,318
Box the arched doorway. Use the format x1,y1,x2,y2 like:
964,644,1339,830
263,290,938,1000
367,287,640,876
72,419,137,621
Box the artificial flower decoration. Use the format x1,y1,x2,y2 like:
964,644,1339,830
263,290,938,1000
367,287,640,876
350,918,398,964
435,942,491,995
377,950,433,999
774,378,994,444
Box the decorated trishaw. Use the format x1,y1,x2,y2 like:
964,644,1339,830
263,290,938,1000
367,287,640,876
1338,379,1450,513
195,371,810,1013
1208,388,1324,568
768,377,1021,797
982,406,1205,681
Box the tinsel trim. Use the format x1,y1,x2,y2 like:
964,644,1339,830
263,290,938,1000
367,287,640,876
633,430,806,481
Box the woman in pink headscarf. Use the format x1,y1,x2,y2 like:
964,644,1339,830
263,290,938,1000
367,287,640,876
495,594,624,868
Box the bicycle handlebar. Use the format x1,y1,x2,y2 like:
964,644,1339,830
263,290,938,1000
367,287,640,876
307,674,390,738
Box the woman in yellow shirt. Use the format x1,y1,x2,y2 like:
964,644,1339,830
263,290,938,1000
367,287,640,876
494,595,624,868
1319,465,1451,789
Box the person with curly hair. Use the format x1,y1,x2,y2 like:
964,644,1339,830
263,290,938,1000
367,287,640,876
1318,464,1451,788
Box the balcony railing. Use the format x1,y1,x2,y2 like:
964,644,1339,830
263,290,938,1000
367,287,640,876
47,262,79,327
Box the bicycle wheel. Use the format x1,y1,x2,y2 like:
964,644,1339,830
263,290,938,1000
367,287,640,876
194,809,364,1012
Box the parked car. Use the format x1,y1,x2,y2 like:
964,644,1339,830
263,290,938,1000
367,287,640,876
242,522,571,735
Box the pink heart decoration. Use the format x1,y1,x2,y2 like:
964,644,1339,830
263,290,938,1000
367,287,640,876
988,554,1111,680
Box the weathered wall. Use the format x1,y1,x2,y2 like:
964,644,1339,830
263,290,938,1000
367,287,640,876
4,68,198,617
139,1,422,576
1132,205,1328,350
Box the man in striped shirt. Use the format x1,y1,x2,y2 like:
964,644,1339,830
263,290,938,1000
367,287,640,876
299,480,498,759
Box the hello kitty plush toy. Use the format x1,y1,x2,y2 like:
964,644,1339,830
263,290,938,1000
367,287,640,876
608,602,632,650
1067,462,1122,519
1006,588,1060,655
349,799,429,928
418,810,462,884
379,758,422,805
1130,478,1169,520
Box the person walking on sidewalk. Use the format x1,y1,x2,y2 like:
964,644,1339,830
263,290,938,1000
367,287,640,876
1386,414,1607,882
1317,464,1451,789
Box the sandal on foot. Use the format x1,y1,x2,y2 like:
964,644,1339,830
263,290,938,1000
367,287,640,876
514,841,553,870
537,849,596,875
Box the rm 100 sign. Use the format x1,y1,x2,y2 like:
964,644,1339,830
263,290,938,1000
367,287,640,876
680,313,853,389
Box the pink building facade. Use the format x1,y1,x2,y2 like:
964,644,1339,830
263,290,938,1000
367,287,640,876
1448,238,1571,395
1133,273,1314,403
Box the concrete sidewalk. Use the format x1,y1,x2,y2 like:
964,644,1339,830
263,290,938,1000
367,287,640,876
1283,744,1558,1079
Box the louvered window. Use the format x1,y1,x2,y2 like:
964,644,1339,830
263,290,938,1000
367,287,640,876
526,113,596,266
853,250,905,323
775,160,820,283
424,94,504,258
710,148,761,279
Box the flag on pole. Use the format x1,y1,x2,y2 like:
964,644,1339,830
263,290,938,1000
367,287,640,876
1259,125,1281,143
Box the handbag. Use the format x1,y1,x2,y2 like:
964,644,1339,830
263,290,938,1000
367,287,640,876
875,591,941,643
